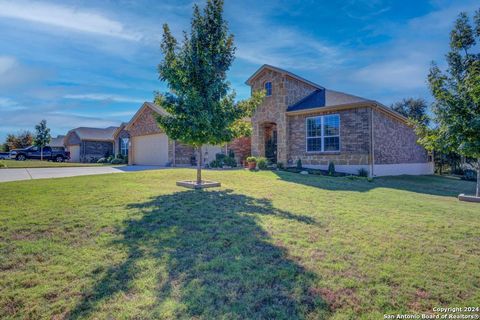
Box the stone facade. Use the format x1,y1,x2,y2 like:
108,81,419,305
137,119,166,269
288,107,371,166
128,108,164,137
373,109,428,164
81,141,113,162
250,68,317,163
248,66,430,173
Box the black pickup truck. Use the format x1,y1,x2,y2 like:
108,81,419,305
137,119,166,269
10,146,70,162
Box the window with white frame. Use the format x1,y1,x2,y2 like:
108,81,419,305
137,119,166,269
120,137,129,156
306,114,340,152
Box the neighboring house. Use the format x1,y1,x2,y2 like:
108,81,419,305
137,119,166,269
246,64,433,176
47,135,66,148
125,102,223,166
64,127,117,162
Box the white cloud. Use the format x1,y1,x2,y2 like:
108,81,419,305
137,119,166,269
0,56,48,91
64,93,145,104
0,97,27,111
0,1,141,41
0,56,16,74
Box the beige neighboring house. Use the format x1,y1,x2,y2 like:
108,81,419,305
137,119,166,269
246,64,433,176
64,127,118,163
125,102,222,166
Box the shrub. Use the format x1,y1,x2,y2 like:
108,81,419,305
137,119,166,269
358,168,369,177
296,158,302,169
257,157,268,170
277,162,284,170
110,158,124,165
223,156,237,167
246,156,256,163
461,169,477,181
210,153,236,168
0,162,5,168
328,162,335,176
97,157,108,163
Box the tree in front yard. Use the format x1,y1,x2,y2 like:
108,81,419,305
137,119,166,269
34,120,51,161
390,98,430,126
156,0,262,184
424,9,480,197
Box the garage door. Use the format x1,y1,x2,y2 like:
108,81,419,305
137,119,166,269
132,134,169,165
68,145,80,162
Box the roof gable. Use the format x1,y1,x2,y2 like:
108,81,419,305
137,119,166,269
125,102,167,131
246,64,323,89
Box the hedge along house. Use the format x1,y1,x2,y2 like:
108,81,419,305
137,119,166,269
246,64,433,176
64,127,117,163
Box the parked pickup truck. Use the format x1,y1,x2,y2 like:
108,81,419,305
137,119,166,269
10,146,70,162
0,152,10,160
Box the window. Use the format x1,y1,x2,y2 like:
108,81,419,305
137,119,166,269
264,81,272,96
120,138,129,156
306,114,340,152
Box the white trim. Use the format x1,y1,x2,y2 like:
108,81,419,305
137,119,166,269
305,114,340,152
373,162,434,176
303,162,433,176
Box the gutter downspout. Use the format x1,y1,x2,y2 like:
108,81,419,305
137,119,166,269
370,106,375,178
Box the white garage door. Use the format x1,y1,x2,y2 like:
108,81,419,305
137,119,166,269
132,134,169,165
68,145,80,162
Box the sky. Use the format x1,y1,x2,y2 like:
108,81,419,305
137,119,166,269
0,0,479,141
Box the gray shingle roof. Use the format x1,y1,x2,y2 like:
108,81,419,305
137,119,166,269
69,126,118,141
48,135,65,147
287,88,372,112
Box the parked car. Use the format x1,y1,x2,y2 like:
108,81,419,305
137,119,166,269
0,152,10,160
10,146,70,162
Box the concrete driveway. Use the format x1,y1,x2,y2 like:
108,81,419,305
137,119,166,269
0,165,167,183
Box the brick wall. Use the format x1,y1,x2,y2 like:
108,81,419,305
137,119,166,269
288,107,371,166
175,142,195,165
250,68,316,163
81,141,113,162
373,109,428,164
128,108,163,137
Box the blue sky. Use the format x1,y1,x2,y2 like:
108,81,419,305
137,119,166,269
0,0,478,141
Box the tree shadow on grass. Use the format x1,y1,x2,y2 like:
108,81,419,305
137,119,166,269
69,189,327,319
273,171,476,198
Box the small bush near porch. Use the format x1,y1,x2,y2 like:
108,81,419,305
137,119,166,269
0,170,478,319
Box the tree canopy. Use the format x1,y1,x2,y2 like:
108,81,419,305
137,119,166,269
391,98,429,126
423,8,480,196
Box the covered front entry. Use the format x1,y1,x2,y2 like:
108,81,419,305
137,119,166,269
132,134,169,165
264,122,277,163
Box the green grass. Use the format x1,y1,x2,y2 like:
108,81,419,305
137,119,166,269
0,160,116,169
0,170,478,319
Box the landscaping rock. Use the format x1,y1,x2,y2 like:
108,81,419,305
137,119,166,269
300,170,309,175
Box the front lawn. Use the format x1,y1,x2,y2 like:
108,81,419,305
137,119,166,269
0,170,478,319
0,159,115,169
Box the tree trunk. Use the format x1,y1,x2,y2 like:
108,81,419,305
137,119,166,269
40,146,43,161
196,145,202,185
476,158,479,198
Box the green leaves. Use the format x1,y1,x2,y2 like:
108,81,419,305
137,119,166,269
426,8,480,159
34,119,51,148
156,0,238,147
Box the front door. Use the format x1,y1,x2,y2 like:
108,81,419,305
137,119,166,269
265,128,277,163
